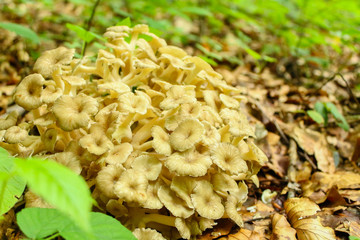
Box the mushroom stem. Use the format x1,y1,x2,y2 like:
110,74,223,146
138,214,176,228
31,108,44,135
136,140,153,152
132,117,164,145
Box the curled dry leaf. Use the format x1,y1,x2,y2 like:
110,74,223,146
270,213,296,240
290,127,335,173
284,198,336,240
221,228,261,240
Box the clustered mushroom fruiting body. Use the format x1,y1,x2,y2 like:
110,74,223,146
0,24,267,239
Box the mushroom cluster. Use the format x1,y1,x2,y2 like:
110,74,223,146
0,24,267,239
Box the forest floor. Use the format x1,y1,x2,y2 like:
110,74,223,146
0,1,360,240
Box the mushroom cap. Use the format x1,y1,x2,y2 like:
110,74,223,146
160,85,196,110
151,125,171,156
104,143,133,165
25,191,53,208
96,164,125,199
225,194,244,227
211,172,239,197
174,218,191,240
169,118,204,152
190,181,224,219
52,93,99,131
219,94,240,109
106,199,128,218
170,176,197,208
13,74,44,110
118,92,149,115
4,126,28,144
157,185,194,218
33,46,75,78
0,111,18,130
164,149,212,177
158,46,188,58
41,128,58,152
133,228,166,240
50,152,81,175
131,154,162,181
142,181,163,209
79,125,114,156
41,80,63,104
211,143,248,175
114,169,148,204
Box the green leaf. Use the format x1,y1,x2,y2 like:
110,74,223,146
307,110,325,124
199,55,218,66
117,17,131,27
14,158,92,231
0,148,26,215
61,212,137,240
17,208,69,239
350,236,360,240
0,22,40,44
66,23,99,43
325,102,350,131
314,101,328,123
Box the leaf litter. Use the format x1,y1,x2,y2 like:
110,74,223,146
1,1,360,240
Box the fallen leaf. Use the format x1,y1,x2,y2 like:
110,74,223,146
302,171,360,203
220,228,261,240
293,216,337,240
270,213,297,240
350,222,360,237
284,198,336,240
290,127,335,173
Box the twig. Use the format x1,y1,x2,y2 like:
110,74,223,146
81,0,101,57
316,72,360,110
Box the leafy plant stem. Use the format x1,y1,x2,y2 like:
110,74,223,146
81,0,101,58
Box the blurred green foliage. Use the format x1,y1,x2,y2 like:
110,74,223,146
1,0,360,69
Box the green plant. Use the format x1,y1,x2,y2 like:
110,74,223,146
0,147,136,240
0,22,40,44
307,101,350,131
350,236,360,240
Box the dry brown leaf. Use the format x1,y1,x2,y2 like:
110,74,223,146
302,171,360,203
198,219,234,240
350,221,360,237
270,213,297,240
220,228,261,240
284,198,336,240
290,127,335,173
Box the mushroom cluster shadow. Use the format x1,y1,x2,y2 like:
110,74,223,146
0,24,268,240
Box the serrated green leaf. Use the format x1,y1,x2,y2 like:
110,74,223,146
17,208,69,239
14,158,92,231
0,22,40,44
0,148,26,215
117,17,131,27
325,102,350,131
307,110,325,124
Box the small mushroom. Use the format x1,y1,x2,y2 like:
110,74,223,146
150,125,171,156
164,148,212,177
131,154,162,181
96,164,125,198
33,46,75,78
211,142,248,175
4,126,28,144
169,118,204,152
13,74,44,111
52,93,99,131
133,228,167,240
0,111,19,130
79,125,114,156
157,185,194,218
104,143,133,165
114,169,148,204
190,180,224,219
